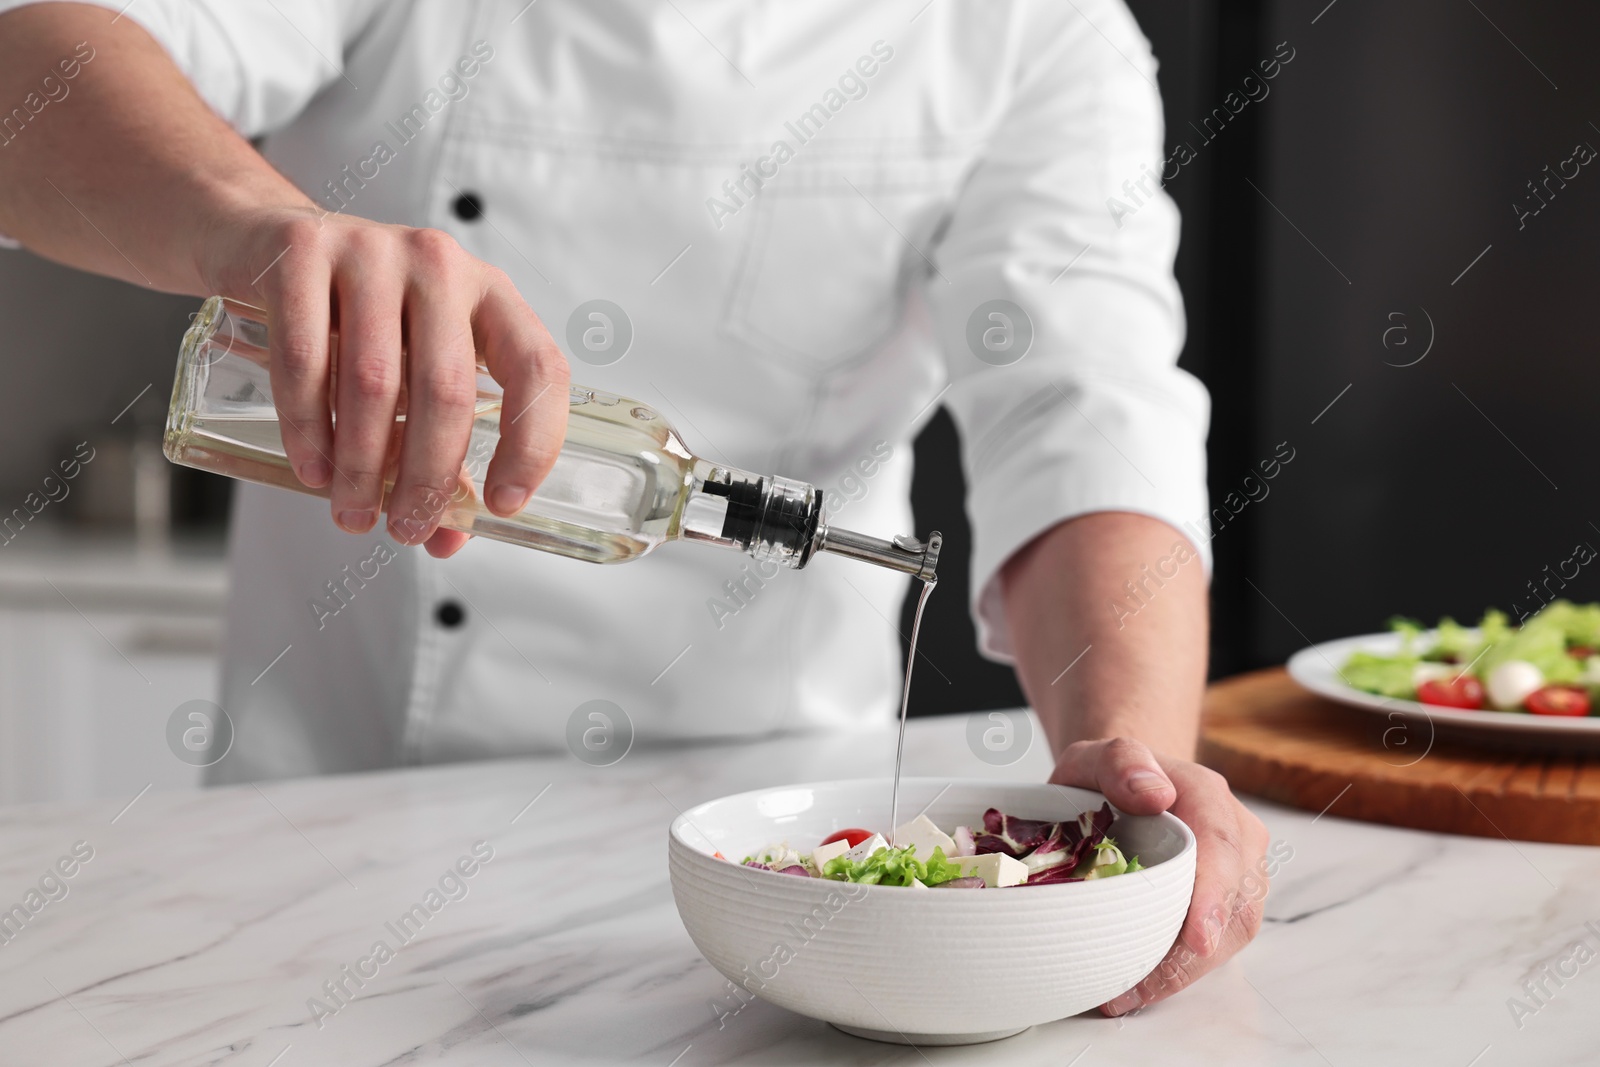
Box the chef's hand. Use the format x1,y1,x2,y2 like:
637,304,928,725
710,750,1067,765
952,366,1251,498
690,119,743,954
1049,737,1271,1016
0,10,568,557
202,206,571,558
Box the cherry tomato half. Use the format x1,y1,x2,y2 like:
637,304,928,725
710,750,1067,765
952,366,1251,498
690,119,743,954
1568,646,1595,660
1525,685,1591,717
1417,676,1486,710
819,828,874,848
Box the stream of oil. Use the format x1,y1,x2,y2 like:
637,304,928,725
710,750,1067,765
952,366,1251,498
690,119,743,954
887,577,936,845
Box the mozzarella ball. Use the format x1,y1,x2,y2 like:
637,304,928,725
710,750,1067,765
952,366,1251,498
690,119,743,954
1485,660,1543,710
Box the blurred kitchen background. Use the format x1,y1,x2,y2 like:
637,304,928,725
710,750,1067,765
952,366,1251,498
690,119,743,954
4,0,1599,801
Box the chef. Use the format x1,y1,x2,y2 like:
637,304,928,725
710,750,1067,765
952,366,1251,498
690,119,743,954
0,0,1269,1014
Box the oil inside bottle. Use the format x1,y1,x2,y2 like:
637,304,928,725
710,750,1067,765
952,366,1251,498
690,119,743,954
167,318,702,564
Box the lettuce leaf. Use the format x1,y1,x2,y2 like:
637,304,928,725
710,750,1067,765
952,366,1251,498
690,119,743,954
1075,838,1135,880
1524,600,1600,651
1340,649,1418,698
1388,616,1424,654
821,844,966,887
1480,606,1582,684
1427,617,1482,662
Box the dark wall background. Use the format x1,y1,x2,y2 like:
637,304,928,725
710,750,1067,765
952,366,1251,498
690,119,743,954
905,0,1600,714
1248,1,1600,663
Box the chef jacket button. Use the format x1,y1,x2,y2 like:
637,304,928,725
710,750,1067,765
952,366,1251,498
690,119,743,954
435,600,466,629
451,192,484,222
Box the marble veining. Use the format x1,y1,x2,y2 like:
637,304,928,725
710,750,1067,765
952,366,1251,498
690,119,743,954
0,712,1595,1065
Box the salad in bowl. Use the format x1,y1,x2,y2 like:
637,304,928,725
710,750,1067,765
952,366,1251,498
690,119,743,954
738,802,1141,888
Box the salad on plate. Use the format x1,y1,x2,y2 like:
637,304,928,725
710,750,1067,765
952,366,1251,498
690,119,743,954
1341,600,1600,716
732,802,1141,888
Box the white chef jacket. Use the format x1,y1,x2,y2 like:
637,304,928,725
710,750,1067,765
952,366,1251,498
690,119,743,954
3,0,1210,781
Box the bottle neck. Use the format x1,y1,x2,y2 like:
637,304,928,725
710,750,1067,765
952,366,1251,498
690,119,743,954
681,467,821,566
680,466,940,581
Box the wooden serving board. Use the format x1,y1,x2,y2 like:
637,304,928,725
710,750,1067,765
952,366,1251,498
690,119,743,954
1199,668,1600,845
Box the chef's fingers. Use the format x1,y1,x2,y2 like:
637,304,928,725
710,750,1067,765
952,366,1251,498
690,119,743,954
1100,764,1268,1017
419,463,477,557
328,261,402,532
1099,882,1263,1016
424,528,472,558
1168,761,1269,959
259,227,335,490
475,273,569,517
387,231,479,545
1049,738,1177,816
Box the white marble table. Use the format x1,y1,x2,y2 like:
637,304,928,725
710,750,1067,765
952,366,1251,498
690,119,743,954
1,712,1596,1066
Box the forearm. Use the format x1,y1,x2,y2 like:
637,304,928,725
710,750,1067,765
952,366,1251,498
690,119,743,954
1001,511,1209,759
0,2,312,294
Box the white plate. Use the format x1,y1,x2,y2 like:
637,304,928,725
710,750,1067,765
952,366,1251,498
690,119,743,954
1286,631,1600,751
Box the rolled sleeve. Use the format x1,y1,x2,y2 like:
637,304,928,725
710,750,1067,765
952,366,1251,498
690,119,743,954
0,0,381,136
926,0,1211,663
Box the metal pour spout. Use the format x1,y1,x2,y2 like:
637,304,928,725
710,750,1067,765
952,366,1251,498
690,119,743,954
813,527,941,583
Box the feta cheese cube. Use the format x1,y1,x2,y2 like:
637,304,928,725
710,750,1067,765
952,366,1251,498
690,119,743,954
908,878,930,889
892,813,957,859
841,833,888,864
809,837,851,870
751,844,805,869
952,852,1029,888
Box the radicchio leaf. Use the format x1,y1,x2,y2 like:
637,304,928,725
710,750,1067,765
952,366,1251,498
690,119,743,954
1025,864,1086,886
743,860,814,877
1046,804,1118,877
978,802,1121,883
1019,827,1075,875
933,876,987,889
1075,804,1116,844
971,834,1018,857
974,809,1059,857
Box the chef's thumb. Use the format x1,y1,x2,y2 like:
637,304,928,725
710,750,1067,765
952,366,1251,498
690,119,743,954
1050,737,1176,815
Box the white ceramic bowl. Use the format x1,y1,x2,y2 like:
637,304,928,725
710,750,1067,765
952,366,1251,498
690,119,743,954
668,778,1196,1045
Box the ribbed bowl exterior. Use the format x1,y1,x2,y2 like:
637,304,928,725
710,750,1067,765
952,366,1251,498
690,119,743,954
668,779,1196,1036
